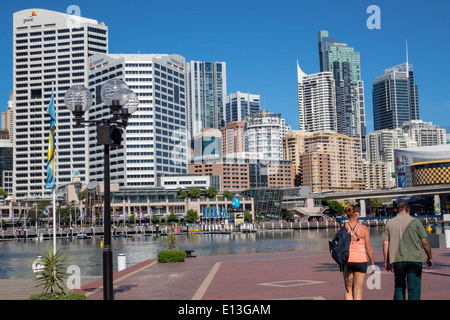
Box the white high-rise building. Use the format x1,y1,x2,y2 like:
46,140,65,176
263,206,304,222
87,53,188,188
245,111,291,160
297,61,337,133
12,9,108,199
401,120,446,147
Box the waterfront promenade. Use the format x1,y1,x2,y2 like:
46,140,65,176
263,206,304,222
73,248,450,300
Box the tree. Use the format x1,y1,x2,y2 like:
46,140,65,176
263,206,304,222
281,209,294,221
326,201,344,216
243,210,252,222
205,186,218,198
186,209,198,223
0,189,8,199
176,187,188,199
168,213,177,223
222,190,234,199
187,187,202,199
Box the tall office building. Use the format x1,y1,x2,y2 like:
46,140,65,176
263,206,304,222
245,111,291,160
12,9,108,199
297,61,337,133
373,62,420,131
224,91,260,123
186,61,227,140
318,30,367,157
87,53,188,187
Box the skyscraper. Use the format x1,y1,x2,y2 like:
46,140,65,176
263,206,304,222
186,61,227,140
87,53,188,188
224,91,260,123
373,62,420,131
318,30,366,157
297,61,337,133
12,9,108,199
245,111,291,160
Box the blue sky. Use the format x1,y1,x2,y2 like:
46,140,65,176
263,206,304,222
1,0,449,133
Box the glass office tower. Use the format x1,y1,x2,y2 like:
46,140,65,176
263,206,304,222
318,30,366,158
373,63,419,131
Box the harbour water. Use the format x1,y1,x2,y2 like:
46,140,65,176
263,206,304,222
0,227,386,279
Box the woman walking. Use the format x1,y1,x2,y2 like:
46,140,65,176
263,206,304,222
342,205,375,300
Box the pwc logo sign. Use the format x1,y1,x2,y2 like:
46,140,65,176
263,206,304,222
23,11,37,24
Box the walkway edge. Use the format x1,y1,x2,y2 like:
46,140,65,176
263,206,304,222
191,262,221,300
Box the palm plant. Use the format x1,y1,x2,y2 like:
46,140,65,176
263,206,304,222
164,231,178,250
33,248,69,294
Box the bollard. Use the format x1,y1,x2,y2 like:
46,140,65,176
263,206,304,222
445,227,450,248
118,253,126,271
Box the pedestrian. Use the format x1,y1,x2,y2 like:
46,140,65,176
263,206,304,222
382,201,433,300
342,204,375,300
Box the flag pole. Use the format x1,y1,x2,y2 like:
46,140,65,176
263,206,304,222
53,187,56,254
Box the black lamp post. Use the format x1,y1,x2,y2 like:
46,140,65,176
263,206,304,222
64,80,139,300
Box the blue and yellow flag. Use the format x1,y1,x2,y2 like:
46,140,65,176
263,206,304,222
45,89,56,189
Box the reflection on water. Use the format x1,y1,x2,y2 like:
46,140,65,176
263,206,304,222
0,228,385,279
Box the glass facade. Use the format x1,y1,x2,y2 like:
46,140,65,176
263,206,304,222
242,188,284,220
373,65,419,131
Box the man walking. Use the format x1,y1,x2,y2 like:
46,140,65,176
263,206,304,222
382,202,433,300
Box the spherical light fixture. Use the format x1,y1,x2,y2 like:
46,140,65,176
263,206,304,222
64,85,93,124
100,79,129,107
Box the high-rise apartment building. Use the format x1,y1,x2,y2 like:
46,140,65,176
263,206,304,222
297,62,336,133
318,30,367,157
87,53,188,188
245,111,291,160
366,128,416,187
224,91,260,123
221,121,246,155
283,130,364,191
401,120,446,147
373,62,420,131
12,9,108,199
186,61,227,140
2,91,14,142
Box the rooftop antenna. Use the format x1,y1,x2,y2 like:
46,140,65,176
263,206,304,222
405,39,409,74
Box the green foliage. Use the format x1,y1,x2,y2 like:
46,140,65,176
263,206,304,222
370,198,383,208
32,248,69,294
187,187,202,198
205,186,218,198
168,213,177,223
326,200,344,215
186,209,198,223
0,189,8,199
177,187,188,199
164,231,178,250
281,209,293,221
157,250,186,263
243,210,252,222
222,190,234,199
27,292,87,300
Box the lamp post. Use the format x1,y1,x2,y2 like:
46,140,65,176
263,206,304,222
64,80,138,300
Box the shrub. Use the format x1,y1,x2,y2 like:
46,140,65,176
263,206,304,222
158,250,186,263
32,248,69,294
27,292,87,300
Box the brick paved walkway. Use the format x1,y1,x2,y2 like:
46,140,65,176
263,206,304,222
76,248,450,300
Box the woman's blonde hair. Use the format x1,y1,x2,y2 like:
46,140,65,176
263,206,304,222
344,204,358,219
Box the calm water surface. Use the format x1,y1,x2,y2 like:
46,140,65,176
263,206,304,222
0,228,385,279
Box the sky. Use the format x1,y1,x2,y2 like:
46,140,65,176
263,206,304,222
1,0,449,133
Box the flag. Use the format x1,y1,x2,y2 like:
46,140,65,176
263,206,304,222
149,206,154,219
45,88,56,189
202,207,205,218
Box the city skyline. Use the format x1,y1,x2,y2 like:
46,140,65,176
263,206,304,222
1,0,449,134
